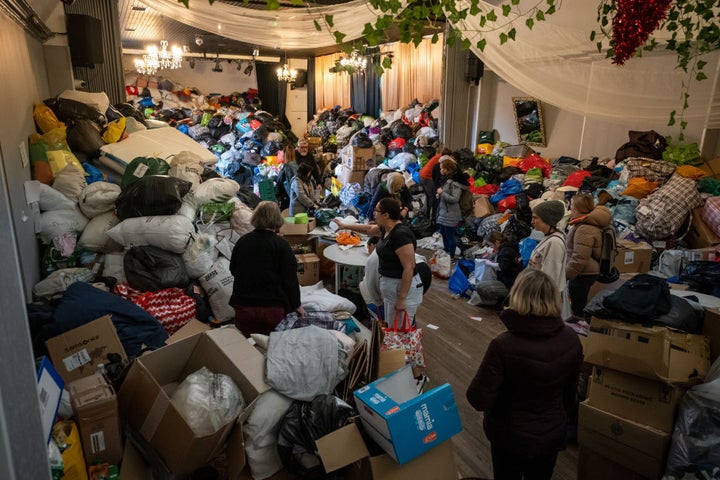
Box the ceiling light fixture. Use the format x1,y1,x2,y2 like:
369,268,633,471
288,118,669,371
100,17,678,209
134,17,182,75
212,54,223,73
340,48,367,74
276,52,296,83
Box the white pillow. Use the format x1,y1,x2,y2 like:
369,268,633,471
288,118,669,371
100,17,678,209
300,281,357,314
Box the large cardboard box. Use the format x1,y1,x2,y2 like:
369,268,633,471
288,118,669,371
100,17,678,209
346,147,375,171
315,421,458,479
686,207,720,248
46,315,128,383
353,365,462,464
37,356,64,445
68,373,123,465
699,156,720,178
296,253,320,286
578,402,671,479
280,217,317,236
587,367,684,432
118,328,269,476
614,240,653,273
578,446,652,480
703,307,720,362
585,318,710,385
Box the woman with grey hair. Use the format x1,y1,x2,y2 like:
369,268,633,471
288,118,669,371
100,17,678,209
229,201,304,336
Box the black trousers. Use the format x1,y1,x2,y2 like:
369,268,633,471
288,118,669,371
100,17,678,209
491,445,558,480
568,274,598,317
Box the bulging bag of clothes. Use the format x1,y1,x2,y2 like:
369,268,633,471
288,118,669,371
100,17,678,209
124,245,190,292
116,175,192,221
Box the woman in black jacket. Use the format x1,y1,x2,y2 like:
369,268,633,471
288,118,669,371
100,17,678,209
229,201,304,336
466,269,583,480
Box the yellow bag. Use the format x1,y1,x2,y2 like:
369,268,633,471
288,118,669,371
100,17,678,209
331,177,342,196
476,143,494,155
503,155,521,168
33,103,64,133
102,117,126,144
30,126,85,178
52,420,88,480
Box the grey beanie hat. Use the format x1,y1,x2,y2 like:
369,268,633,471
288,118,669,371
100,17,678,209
532,200,566,227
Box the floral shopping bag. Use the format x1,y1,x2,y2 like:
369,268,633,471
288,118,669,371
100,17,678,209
381,311,425,367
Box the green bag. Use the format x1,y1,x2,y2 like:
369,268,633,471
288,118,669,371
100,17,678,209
478,130,497,144
41,244,78,279
120,156,170,190
198,201,235,223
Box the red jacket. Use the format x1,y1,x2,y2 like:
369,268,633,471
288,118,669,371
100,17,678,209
419,153,441,180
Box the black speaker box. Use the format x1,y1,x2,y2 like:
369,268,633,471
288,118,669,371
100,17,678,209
67,14,103,67
464,51,484,85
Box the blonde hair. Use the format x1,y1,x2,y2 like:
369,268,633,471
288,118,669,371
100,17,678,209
251,201,284,230
439,157,457,174
571,193,594,214
385,172,405,195
507,269,561,317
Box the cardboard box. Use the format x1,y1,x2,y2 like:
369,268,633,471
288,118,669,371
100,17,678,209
578,402,670,479
704,307,720,362
118,328,269,476
68,373,123,465
578,446,653,480
119,440,153,480
686,207,720,248
587,367,684,432
346,147,375,171
585,318,710,385
46,315,128,383
699,156,720,178
37,356,64,445
296,253,320,286
315,422,458,479
307,136,323,150
614,240,653,273
166,318,211,345
473,195,494,219
280,217,317,236
353,365,462,464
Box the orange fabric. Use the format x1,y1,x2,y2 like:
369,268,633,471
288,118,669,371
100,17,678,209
419,153,441,179
336,231,361,245
621,177,658,199
675,165,708,180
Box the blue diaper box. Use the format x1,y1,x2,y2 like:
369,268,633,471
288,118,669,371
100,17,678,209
353,365,462,464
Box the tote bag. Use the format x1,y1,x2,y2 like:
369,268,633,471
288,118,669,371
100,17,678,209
381,312,425,367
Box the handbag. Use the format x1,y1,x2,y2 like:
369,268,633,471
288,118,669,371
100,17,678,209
381,312,425,367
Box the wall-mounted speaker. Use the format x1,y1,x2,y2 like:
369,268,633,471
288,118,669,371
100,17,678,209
66,14,103,67
464,51,484,85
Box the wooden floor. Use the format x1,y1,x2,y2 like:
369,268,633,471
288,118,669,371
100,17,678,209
416,275,579,480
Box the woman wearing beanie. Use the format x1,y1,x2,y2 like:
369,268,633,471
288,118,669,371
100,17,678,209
565,193,612,319
436,157,470,257
369,171,413,220
529,200,568,295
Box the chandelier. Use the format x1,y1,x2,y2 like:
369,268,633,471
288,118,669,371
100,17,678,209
277,53,297,83
340,49,367,74
135,40,183,75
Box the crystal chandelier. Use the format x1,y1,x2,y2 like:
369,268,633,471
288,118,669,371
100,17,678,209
277,53,297,83
134,41,183,75
340,49,367,74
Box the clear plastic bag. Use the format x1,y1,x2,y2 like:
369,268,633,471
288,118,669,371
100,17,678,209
171,367,245,437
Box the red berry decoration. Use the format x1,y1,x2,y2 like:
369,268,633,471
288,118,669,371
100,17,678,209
612,0,672,65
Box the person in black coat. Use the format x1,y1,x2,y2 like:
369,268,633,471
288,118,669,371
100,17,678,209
229,201,304,336
466,269,583,480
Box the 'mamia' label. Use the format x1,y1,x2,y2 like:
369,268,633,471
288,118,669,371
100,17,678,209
62,349,92,372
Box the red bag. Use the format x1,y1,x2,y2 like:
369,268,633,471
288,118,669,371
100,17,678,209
381,312,425,367
114,284,196,335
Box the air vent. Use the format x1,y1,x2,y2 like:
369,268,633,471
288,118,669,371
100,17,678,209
131,6,146,11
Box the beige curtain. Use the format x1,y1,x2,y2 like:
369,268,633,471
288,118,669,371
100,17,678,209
314,53,351,110
381,36,443,110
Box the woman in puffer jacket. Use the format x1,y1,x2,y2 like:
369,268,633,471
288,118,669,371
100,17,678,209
565,193,612,319
467,269,583,480
435,157,469,257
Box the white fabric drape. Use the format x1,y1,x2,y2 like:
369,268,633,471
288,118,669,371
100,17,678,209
381,37,444,110
136,0,403,50
449,0,720,128
314,53,351,110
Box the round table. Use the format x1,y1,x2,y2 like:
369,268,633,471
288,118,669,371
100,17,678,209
322,243,368,292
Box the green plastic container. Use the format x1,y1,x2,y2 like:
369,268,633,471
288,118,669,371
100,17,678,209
294,213,309,224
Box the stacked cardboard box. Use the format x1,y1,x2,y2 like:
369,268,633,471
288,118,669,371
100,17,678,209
579,318,711,478
344,146,375,172
613,240,653,274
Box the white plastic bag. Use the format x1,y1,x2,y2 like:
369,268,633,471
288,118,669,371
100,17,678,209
474,259,498,283
182,233,218,278
171,367,245,437
78,211,122,253
78,182,121,218
430,250,452,279
39,208,89,244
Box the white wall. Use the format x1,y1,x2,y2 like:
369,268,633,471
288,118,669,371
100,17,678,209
487,75,712,160
285,58,308,138
122,55,257,95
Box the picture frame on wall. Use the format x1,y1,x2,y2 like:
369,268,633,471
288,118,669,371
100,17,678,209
512,97,547,148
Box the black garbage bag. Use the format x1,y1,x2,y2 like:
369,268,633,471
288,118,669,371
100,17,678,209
116,175,192,220
66,119,105,157
124,246,190,292
351,132,373,148
455,147,476,171
209,123,230,140
320,194,341,209
114,103,148,126
408,212,436,239
277,395,355,479
45,97,106,125
390,120,413,140
207,115,224,129
251,125,269,143
261,140,283,157
680,261,720,296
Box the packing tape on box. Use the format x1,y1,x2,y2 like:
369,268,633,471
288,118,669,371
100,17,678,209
140,392,170,440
